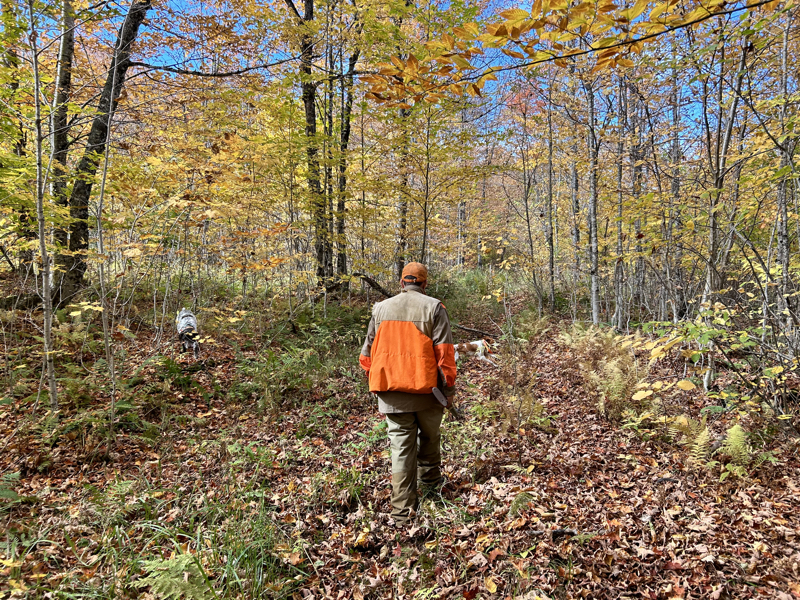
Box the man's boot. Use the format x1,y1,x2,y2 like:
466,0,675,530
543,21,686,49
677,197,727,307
418,464,442,499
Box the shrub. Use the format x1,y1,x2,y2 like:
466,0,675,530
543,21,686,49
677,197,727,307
515,310,551,341
560,325,643,420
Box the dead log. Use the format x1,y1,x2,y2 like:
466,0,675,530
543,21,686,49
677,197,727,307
353,272,394,298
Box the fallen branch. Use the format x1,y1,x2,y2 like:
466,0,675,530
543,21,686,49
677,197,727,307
352,272,394,298
453,323,499,338
0,246,16,272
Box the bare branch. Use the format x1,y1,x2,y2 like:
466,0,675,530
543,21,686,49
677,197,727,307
128,56,299,77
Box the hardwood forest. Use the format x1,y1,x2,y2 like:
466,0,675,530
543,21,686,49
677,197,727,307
1,0,800,597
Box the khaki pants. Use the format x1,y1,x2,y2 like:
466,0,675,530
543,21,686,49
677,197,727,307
385,406,444,522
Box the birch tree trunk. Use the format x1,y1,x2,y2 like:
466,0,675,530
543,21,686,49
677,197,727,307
26,0,58,411
776,13,794,332
614,75,627,330
584,79,600,325
546,82,556,310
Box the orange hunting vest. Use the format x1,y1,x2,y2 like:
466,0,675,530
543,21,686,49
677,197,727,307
360,289,456,395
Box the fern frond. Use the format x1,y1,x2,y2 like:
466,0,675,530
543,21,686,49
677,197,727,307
719,424,751,466
689,427,712,464
132,554,212,600
649,399,664,417
509,492,534,517
754,451,778,468
622,410,652,429
669,414,707,445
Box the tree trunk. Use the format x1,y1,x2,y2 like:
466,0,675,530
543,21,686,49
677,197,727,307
55,0,151,307
669,44,685,321
584,79,600,325
776,14,793,330
457,200,466,266
702,40,747,303
52,0,74,294
614,75,627,330
26,0,58,411
324,42,335,280
570,137,580,282
419,111,432,264
336,44,360,276
395,106,410,279
631,88,644,312
285,0,326,286
546,82,556,310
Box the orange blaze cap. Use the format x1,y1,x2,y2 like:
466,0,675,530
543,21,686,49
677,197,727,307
401,262,428,284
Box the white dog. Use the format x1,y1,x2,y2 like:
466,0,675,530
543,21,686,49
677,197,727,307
176,308,200,358
454,339,497,366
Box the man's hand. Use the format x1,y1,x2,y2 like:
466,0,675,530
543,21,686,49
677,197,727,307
445,395,454,409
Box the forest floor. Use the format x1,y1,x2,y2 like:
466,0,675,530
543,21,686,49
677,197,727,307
1,301,800,600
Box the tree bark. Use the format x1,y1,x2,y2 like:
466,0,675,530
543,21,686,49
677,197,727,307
55,0,151,307
285,0,327,285
701,39,747,303
395,106,411,279
614,75,627,330
26,0,58,411
584,78,600,325
570,135,581,285
631,86,644,311
52,0,74,293
776,13,793,330
546,80,556,310
668,42,685,321
336,42,361,276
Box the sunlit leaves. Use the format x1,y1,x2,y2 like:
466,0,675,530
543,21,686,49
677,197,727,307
366,0,782,106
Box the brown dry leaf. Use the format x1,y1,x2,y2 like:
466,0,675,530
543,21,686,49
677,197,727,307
488,548,506,563
470,552,488,568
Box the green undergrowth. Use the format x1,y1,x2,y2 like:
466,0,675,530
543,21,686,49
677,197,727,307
427,268,506,324
2,443,296,598
0,362,521,599
2,418,392,599
1,273,553,599
225,303,370,412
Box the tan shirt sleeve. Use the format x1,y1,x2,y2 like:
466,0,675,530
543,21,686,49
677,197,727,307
432,304,457,395
359,312,377,372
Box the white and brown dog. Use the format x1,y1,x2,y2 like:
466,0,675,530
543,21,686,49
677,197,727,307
454,339,497,366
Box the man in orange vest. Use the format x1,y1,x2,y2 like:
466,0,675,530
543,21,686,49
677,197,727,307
359,262,457,524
